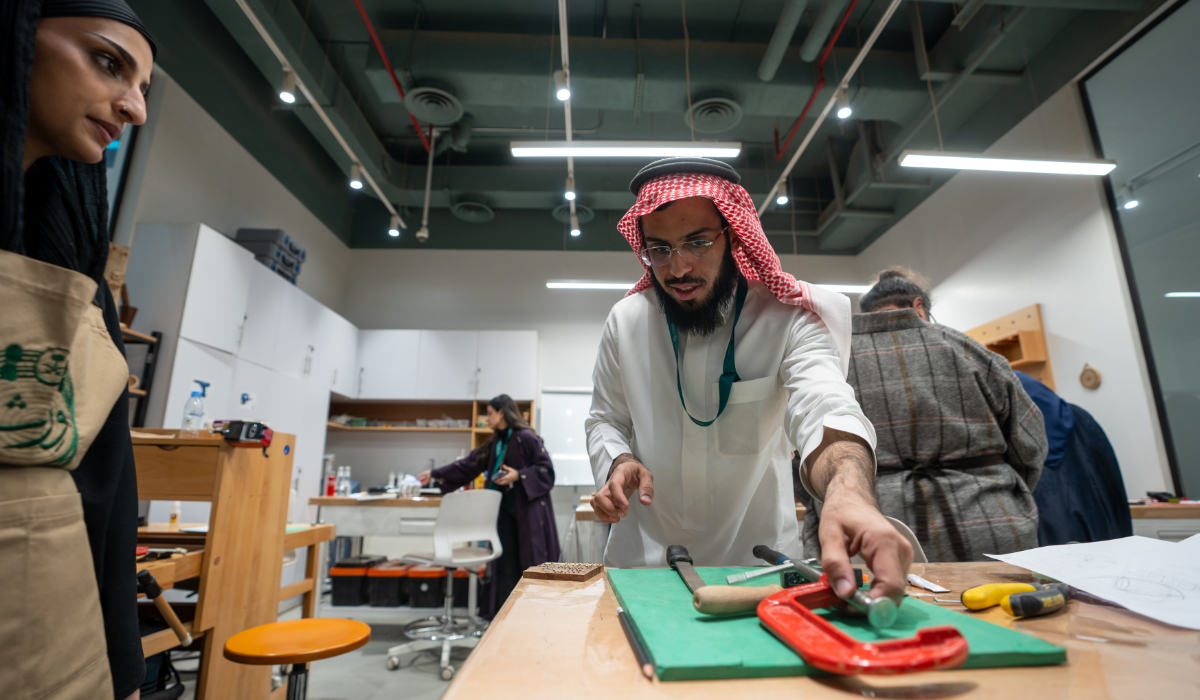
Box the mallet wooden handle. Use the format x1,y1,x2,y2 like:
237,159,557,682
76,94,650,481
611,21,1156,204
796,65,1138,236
693,584,783,615
152,595,193,646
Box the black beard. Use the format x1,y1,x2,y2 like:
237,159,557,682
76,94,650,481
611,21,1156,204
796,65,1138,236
649,242,740,338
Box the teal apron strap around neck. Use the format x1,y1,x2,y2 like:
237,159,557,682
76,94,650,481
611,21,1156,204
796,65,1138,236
488,428,513,483
668,276,748,427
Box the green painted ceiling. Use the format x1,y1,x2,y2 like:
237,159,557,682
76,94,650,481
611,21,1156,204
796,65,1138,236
131,0,1165,252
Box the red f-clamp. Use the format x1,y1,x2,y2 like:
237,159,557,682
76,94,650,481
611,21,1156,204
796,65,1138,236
757,576,969,675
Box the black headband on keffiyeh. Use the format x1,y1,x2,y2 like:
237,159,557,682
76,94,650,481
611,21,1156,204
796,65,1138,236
618,157,854,374
40,0,157,57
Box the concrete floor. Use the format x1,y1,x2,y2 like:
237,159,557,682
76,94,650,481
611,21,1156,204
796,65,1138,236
170,602,463,700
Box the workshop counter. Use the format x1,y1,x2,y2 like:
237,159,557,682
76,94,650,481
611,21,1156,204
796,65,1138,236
440,561,1199,699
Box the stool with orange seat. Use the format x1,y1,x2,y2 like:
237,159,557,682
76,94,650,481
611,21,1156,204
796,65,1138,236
224,619,371,700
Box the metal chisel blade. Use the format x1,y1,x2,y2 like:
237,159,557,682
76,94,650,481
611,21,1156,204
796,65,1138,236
675,562,707,595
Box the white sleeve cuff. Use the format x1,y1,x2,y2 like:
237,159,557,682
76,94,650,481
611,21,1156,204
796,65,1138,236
798,413,877,503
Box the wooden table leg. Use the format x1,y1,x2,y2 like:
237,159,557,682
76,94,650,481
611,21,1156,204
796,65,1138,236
302,541,320,619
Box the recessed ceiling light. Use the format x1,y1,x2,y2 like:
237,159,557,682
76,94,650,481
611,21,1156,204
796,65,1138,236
547,281,634,290
899,151,1116,176
512,141,741,158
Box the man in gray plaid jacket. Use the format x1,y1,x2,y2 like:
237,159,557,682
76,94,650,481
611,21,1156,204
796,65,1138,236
800,269,1048,562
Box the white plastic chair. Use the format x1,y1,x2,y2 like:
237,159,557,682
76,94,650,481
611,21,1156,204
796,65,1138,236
385,489,502,680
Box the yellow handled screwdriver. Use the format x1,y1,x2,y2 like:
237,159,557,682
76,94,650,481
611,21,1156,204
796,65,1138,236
960,582,1041,610
1002,583,1073,618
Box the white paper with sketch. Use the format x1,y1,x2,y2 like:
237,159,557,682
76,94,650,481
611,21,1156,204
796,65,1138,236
985,535,1200,630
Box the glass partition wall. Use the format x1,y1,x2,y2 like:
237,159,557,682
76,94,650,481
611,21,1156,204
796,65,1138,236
1081,0,1200,498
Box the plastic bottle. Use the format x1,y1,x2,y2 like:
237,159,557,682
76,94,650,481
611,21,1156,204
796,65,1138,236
180,380,210,438
169,501,181,525
342,466,353,495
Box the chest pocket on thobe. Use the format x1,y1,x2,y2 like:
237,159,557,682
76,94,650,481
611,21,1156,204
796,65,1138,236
716,375,782,456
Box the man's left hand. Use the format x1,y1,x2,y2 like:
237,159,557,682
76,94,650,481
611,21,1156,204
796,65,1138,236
818,487,912,604
492,465,519,486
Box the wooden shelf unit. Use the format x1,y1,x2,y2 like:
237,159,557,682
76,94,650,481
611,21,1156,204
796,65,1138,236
132,430,335,700
328,399,535,451
966,304,1055,390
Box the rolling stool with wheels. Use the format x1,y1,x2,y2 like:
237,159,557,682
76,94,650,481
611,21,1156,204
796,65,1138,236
386,489,502,680
224,619,370,699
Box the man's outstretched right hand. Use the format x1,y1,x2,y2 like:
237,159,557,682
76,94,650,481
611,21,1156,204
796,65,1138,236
592,457,654,524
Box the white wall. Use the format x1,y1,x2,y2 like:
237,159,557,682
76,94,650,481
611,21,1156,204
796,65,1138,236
857,85,1171,498
116,70,352,312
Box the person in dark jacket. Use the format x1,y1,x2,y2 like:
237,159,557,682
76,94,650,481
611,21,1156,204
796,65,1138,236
419,394,560,618
1015,371,1132,545
2,2,154,697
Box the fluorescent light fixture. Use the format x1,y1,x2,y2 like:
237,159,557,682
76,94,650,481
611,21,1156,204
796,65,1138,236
1123,200,1139,209
554,70,570,101
547,281,635,290
388,214,402,237
776,195,789,206
816,284,872,294
279,69,297,104
900,150,1116,176
836,87,852,120
349,163,363,190
1165,292,1200,297
512,141,741,158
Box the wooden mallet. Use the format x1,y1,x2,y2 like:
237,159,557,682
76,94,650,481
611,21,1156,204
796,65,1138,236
136,570,193,646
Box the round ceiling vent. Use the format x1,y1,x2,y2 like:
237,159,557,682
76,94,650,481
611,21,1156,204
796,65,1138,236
552,204,595,224
686,97,743,133
405,87,464,126
450,200,494,223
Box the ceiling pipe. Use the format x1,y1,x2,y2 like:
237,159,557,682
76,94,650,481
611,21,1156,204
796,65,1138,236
232,0,405,228
758,0,809,82
881,7,1029,165
351,0,431,153
417,127,437,242
798,0,853,62
757,0,905,215
773,0,859,160
558,0,578,228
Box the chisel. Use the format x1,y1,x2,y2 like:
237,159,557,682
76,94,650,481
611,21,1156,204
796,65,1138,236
667,544,783,615
749,545,898,629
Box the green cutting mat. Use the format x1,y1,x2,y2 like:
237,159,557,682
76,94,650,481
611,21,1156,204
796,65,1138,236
608,567,1066,681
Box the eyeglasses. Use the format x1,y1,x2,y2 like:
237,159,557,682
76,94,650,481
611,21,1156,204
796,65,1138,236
639,228,726,267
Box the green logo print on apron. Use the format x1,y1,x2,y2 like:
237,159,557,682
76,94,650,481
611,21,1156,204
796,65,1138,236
0,343,78,466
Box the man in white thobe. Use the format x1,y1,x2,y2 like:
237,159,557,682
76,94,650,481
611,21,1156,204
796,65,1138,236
586,158,912,602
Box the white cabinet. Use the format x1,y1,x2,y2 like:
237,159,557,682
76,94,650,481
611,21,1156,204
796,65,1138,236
162,338,235,431
477,331,538,400
178,225,254,354
238,262,290,369
357,330,421,399
273,285,324,379
321,310,359,398
230,358,305,433
416,331,480,400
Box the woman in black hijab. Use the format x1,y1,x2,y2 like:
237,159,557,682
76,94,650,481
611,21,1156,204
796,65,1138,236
1,1,155,698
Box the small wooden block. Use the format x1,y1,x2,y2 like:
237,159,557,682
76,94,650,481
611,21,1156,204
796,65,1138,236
523,563,603,582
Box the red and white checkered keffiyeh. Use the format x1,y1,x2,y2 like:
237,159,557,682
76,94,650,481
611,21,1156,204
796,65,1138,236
617,172,853,374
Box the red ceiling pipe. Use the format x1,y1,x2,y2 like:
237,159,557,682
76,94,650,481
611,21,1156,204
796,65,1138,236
352,0,432,153
773,0,860,160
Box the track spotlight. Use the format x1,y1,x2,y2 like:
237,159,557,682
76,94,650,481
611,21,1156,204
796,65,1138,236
836,87,852,120
349,164,363,190
776,195,789,206
388,214,402,237
570,213,581,237
565,175,576,200
554,70,570,101
1123,200,1139,210
279,69,297,104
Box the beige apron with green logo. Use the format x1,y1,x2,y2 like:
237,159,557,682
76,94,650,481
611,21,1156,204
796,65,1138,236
0,249,130,700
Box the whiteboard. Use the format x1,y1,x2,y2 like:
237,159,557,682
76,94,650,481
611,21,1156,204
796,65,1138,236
539,389,595,486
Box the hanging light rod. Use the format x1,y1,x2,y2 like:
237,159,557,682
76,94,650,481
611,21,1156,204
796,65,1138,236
899,151,1116,176
513,141,741,158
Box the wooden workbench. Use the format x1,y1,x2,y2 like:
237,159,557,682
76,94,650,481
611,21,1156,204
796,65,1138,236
440,561,1199,699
